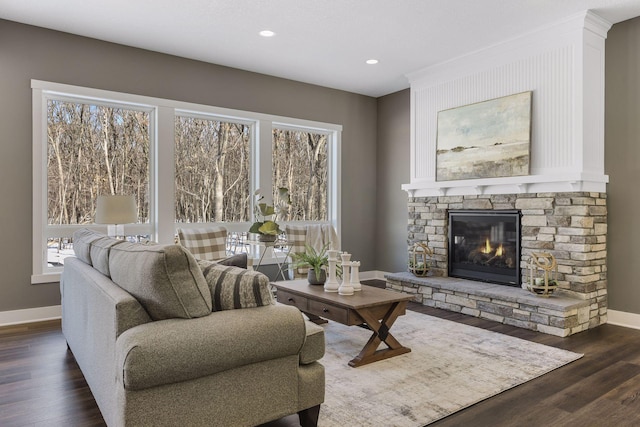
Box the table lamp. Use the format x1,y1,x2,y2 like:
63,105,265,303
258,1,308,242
95,195,137,238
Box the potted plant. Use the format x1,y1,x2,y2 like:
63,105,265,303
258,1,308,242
529,276,558,296
290,243,329,285
408,259,429,276
249,188,290,242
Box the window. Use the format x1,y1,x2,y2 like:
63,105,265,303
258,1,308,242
175,114,251,223
272,127,328,221
36,96,152,279
47,100,150,227
32,80,341,283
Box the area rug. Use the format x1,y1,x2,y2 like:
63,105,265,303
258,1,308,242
317,310,582,427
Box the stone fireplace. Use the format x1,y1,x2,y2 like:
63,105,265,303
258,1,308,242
385,192,607,337
387,12,611,337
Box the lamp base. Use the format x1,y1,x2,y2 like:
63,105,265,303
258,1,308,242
106,224,125,239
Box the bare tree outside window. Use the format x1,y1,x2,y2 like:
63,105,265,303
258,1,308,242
175,116,251,223
47,100,150,226
272,129,328,221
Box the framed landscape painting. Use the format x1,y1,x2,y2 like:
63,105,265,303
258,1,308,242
436,91,532,181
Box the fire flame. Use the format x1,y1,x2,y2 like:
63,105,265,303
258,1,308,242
481,238,491,254
480,238,504,256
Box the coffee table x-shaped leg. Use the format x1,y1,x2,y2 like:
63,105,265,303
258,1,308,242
348,300,411,367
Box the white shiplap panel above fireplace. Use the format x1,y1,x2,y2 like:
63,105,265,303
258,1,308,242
404,11,611,197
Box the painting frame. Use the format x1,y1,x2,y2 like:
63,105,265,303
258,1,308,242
436,91,532,181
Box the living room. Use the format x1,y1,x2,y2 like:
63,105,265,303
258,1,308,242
2,1,640,426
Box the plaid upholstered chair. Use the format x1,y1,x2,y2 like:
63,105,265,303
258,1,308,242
285,225,308,279
176,226,229,262
285,224,339,279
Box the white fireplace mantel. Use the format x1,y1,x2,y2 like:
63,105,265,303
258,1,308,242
403,11,611,197
402,172,609,197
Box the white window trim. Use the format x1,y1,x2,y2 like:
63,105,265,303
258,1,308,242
31,80,342,283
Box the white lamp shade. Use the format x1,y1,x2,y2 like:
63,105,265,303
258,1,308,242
95,195,137,224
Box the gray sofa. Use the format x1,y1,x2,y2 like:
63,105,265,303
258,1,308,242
61,229,325,427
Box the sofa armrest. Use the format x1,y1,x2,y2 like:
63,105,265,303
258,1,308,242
61,257,153,422
301,320,325,365
61,257,152,340
116,304,308,391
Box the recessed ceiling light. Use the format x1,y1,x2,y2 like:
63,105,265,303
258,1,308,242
366,59,379,65
259,30,276,37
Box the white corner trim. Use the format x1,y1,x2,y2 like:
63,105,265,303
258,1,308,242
607,309,640,330
0,305,61,327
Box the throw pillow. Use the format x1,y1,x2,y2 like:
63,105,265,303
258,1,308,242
198,261,274,311
217,253,248,269
109,243,212,320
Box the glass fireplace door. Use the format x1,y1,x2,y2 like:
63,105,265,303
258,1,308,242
448,210,521,286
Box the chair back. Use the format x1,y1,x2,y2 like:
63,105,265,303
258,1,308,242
285,224,340,279
177,226,228,261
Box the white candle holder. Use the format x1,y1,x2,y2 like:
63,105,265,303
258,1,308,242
324,249,340,292
338,253,354,295
350,260,362,291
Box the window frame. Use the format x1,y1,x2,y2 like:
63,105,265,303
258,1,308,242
271,122,338,223
32,83,158,283
174,110,256,223
31,80,341,283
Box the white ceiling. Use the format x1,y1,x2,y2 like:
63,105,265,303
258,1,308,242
2,0,640,97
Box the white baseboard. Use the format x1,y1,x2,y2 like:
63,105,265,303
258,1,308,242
360,270,391,281
0,305,61,327
607,309,640,330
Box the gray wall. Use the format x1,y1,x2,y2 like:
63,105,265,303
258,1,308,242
0,19,376,312
376,89,410,272
605,16,640,315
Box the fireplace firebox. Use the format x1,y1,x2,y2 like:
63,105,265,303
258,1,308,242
448,210,521,286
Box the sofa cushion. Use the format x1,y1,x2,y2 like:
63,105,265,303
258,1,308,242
89,235,124,277
116,304,307,391
109,242,212,320
73,228,105,265
198,261,274,311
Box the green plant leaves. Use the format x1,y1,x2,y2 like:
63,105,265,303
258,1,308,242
257,202,276,217
258,220,280,235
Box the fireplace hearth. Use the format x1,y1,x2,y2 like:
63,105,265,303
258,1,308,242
448,210,521,286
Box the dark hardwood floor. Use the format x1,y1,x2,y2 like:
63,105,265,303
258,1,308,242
2,300,640,427
412,304,640,427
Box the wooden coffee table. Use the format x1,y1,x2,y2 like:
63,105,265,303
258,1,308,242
273,280,414,367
